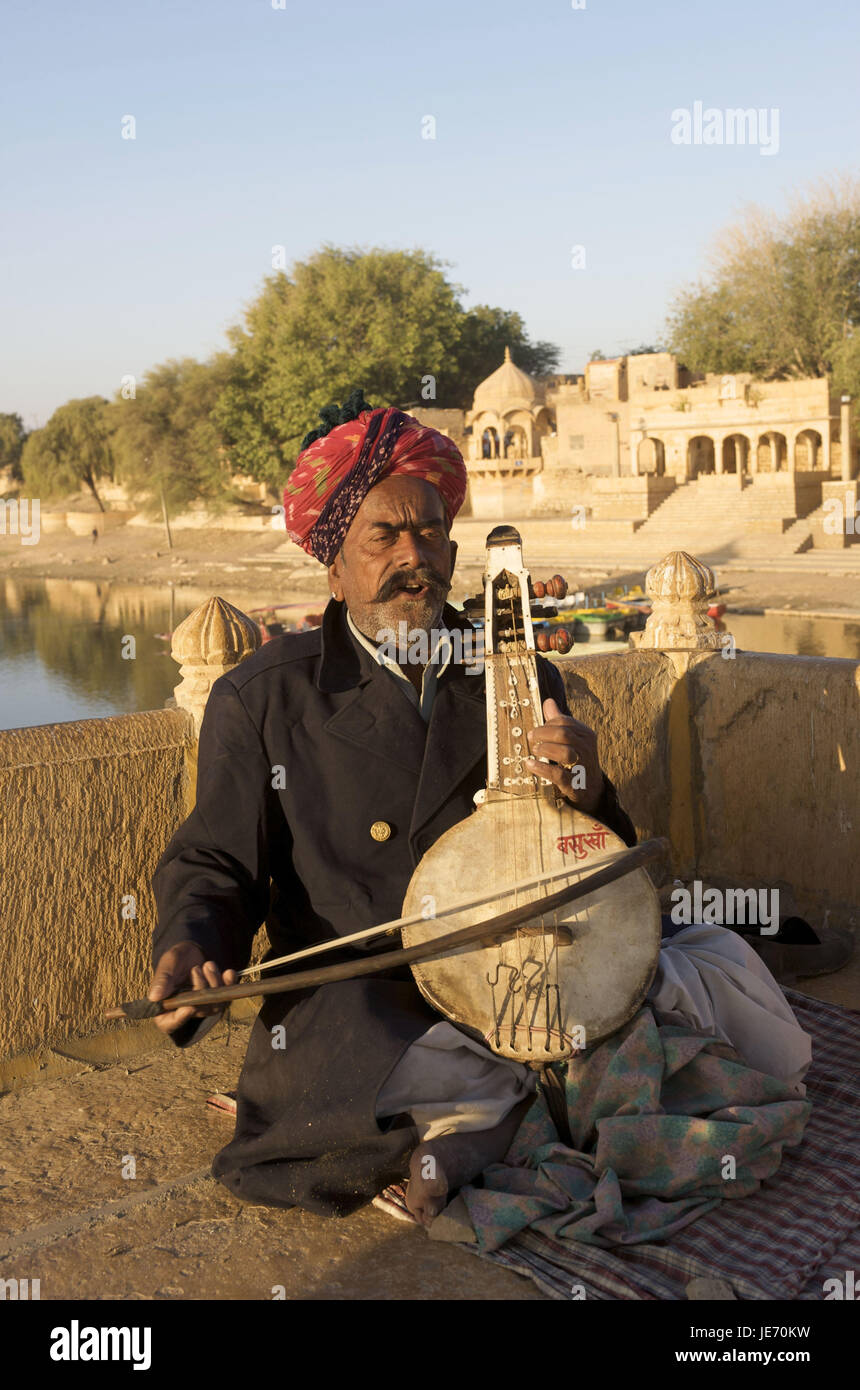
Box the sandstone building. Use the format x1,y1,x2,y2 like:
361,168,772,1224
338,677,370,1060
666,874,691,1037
413,349,859,555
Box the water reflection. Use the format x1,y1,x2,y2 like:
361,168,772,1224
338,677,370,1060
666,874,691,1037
1,578,859,731
727,613,860,661
0,577,286,731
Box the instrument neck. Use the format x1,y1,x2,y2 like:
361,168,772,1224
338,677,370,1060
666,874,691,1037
484,648,555,803
481,531,557,806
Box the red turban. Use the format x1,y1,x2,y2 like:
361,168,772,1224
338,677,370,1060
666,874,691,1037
283,406,467,565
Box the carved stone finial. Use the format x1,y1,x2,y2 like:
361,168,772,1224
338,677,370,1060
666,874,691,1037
170,596,260,732
636,551,725,650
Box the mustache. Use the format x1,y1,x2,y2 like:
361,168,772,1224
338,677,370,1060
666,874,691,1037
374,567,451,603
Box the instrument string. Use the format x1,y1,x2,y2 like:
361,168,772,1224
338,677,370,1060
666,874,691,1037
489,564,576,1060
507,581,528,1052
528,577,563,1055
514,602,525,1048
399,538,662,1079
490,578,513,1052
511,586,530,1050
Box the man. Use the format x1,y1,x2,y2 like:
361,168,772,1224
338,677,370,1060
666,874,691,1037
150,392,811,1227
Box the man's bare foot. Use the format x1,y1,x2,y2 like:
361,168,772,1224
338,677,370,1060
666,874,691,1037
405,1096,532,1227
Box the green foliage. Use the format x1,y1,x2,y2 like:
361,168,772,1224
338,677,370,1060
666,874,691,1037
10,244,561,508
589,349,606,361
111,357,232,519
20,397,113,508
215,248,464,486
0,413,27,484
666,175,860,400
214,246,561,483
447,304,560,407
625,343,666,356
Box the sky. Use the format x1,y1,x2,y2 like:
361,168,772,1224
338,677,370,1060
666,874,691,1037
2,0,859,428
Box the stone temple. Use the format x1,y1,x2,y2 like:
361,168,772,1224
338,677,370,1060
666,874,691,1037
413,349,859,556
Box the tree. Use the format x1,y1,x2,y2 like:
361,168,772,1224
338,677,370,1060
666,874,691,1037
0,413,27,483
215,247,464,487
665,175,860,398
111,357,231,519
214,245,561,484
446,304,560,407
20,397,113,508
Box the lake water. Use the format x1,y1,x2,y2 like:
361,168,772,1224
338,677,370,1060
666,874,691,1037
1,577,859,732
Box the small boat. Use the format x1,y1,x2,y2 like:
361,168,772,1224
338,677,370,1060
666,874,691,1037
253,606,324,643
156,602,325,647
555,605,641,641
609,592,726,623
606,596,651,617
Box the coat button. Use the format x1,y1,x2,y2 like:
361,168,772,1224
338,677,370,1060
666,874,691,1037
370,820,392,842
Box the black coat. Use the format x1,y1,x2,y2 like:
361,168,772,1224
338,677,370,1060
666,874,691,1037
152,598,635,1214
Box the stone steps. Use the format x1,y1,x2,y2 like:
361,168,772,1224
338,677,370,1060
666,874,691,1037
627,477,828,557
469,480,860,565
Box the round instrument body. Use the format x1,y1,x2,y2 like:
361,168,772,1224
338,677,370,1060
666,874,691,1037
401,797,661,1063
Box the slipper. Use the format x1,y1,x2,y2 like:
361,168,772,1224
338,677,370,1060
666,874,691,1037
734,919,854,983
372,1182,418,1224
731,916,818,945
206,1091,238,1115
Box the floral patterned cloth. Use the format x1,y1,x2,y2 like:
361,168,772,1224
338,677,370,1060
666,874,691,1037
283,406,467,565
459,1005,811,1253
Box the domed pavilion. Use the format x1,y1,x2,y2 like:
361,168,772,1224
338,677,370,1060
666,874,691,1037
466,347,554,463
464,348,556,516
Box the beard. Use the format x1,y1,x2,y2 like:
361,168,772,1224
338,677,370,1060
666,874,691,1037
355,566,451,645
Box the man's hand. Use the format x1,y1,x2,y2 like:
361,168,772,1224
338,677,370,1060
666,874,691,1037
148,941,238,1036
525,697,605,814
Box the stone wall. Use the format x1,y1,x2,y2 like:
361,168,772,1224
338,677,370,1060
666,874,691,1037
689,652,859,927
0,709,194,1069
1,609,857,1079
558,650,860,930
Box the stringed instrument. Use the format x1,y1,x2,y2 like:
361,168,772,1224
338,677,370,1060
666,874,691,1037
106,528,664,1044
399,525,662,1063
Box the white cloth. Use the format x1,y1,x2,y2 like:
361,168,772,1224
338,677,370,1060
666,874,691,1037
376,924,813,1139
376,1021,537,1142
647,923,812,1095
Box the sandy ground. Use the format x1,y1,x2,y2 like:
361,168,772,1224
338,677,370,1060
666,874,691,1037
4,520,859,1300
2,954,857,1302
5,520,860,616
0,1015,546,1301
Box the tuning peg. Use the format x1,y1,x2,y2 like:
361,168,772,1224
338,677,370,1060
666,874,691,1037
536,627,572,654
531,575,568,601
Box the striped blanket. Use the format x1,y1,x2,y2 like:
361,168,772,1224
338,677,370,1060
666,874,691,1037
477,991,859,1300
